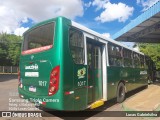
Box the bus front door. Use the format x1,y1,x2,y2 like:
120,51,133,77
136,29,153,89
87,40,103,104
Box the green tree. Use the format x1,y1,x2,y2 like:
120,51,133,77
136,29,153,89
0,33,22,66
138,43,160,70
0,33,10,65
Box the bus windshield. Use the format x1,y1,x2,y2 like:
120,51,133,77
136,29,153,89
22,22,54,54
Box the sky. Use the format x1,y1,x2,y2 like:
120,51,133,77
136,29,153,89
0,0,159,47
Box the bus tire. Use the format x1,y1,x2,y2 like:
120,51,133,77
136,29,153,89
117,82,125,103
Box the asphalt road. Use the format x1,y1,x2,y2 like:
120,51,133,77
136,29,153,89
0,74,159,120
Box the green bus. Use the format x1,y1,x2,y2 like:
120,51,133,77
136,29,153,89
18,16,148,111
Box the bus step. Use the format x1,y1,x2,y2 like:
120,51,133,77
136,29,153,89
90,100,104,109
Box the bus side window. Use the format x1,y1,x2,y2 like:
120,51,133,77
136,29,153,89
108,44,122,67
123,49,132,67
69,28,84,64
133,53,140,68
140,55,144,68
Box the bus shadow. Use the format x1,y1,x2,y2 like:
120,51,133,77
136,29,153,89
40,86,148,119
40,99,118,119
125,85,148,99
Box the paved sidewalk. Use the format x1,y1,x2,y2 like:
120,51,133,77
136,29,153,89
123,83,160,111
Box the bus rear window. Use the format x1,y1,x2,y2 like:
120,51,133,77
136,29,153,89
22,22,54,53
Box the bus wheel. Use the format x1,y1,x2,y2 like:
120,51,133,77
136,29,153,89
117,82,125,103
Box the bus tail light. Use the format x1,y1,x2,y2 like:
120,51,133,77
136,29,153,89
48,66,60,96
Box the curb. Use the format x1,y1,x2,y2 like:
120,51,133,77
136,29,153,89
122,102,160,111
0,73,18,75
122,102,160,119
155,104,160,111
122,102,137,111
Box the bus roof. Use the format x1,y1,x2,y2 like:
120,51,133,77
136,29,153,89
71,20,144,55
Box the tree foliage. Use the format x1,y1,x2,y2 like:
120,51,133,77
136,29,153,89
0,33,22,66
138,43,160,70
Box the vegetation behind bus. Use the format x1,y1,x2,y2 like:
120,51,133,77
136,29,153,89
0,33,21,66
138,43,160,70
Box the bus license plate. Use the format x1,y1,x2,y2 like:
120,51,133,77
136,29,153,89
29,86,36,92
